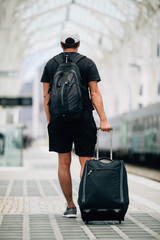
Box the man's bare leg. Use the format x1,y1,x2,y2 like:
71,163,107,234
79,156,92,178
58,152,75,208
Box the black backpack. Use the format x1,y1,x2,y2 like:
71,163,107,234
48,54,86,121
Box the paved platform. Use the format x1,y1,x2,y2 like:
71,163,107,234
0,146,160,240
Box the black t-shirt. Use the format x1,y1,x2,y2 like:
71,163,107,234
41,52,101,119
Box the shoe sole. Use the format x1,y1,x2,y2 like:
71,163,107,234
63,214,77,218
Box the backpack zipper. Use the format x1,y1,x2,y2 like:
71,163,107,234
61,81,68,108
61,70,81,110
70,69,81,98
49,70,62,94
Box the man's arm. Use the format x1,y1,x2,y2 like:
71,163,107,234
88,81,110,132
43,83,51,124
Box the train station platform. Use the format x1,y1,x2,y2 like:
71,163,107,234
0,145,160,240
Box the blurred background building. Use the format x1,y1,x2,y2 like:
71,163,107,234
0,0,160,166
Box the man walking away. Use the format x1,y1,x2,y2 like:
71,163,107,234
41,28,111,218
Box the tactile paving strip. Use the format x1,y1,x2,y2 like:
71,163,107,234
29,214,56,240
27,180,41,197
0,179,59,197
115,217,156,240
10,180,23,196
54,215,89,240
88,222,123,239
40,180,58,196
0,213,160,240
0,214,23,240
129,213,160,235
0,180,9,196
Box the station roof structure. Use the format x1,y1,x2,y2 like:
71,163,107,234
0,0,160,70
0,0,160,113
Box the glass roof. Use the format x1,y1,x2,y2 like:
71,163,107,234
0,0,160,63
0,0,160,114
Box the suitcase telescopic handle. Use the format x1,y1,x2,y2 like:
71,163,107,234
96,127,113,131
98,156,112,161
96,127,113,160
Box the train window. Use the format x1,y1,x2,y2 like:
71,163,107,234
153,115,158,127
139,118,143,130
157,115,159,126
147,117,150,128
150,117,153,127
153,116,155,127
144,118,147,129
132,120,137,132
151,116,154,127
147,117,151,128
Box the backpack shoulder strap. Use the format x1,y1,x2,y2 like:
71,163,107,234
71,54,86,64
54,55,64,65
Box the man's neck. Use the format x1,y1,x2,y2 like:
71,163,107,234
63,48,78,53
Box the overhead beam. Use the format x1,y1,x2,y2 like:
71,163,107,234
75,1,125,24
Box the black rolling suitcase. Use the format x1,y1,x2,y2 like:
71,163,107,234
78,128,129,223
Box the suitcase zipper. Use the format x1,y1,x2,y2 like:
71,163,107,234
87,167,118,175
87,170,93,176
82,165,88,204
120,161,124,203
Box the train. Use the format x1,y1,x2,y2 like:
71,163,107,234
96,102,160,167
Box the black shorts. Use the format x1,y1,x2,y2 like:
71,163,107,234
47,117,97,157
